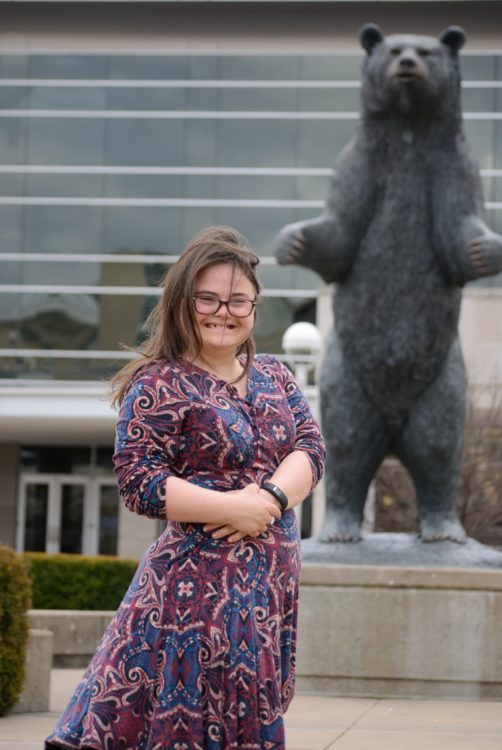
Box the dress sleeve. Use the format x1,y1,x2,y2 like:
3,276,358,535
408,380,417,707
277,360,326,490
113,366,190,519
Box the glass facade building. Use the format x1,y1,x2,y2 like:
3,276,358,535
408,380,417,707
1,50,501,381
1,40,501,555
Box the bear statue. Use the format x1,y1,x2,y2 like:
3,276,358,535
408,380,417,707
274,24,502,543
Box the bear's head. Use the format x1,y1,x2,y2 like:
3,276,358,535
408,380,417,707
358,24,466,121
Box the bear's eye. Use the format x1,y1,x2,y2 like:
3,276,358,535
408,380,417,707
390,47,402,56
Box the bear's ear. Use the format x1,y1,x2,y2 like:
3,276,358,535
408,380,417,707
359,23,384,54
439,26,466,54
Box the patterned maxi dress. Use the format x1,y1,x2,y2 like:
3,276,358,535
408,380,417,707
45,354,325,750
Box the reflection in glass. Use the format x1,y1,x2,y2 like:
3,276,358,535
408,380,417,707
99,486,119,556
255,296,316,353
24,483,48,551
60,484,84,554
17,292,99,350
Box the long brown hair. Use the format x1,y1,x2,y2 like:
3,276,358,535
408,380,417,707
110,226,261,406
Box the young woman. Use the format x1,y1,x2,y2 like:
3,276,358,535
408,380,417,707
45,226,325,750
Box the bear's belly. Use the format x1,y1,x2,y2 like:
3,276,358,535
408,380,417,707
334,254,461,405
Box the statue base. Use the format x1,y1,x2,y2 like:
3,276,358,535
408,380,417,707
301,532,502,568
296,534,502,700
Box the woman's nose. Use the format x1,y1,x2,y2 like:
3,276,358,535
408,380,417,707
215,301,230,316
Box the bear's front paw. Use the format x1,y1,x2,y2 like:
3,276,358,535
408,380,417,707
468,233,502,277
273,223,306,266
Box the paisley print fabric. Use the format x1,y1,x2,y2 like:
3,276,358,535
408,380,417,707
45,355,325,750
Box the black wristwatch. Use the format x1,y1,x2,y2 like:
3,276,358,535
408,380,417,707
261,481,288,513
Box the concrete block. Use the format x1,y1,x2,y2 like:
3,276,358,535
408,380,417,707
11,629,53,714
28,610,114,667
296,563,502,700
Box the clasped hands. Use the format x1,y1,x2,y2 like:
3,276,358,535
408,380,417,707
203,483,282,543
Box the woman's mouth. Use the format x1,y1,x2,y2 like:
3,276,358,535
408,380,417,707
204,322,236,330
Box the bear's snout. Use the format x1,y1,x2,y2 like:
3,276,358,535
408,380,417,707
388,48,427,82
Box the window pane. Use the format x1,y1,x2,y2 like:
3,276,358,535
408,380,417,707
0,87,28,108
23,205,102,254
216,120,297,167
24,483,48,551
99,485,119,556
464,121,495,168
460,55,497,81
297,120,356,167
28,118,104,165
102,206,181,254
105,119,183,166
218,55,300,81
14,291,99,350
255,296,316,353
60,484,84,554
0,54,30,78
20,446,91,473
30,86,106,110
0,118,26,163
0,354,125,380
0,174,23,196
108,55,187,80
301,55,362,81
0,206,22,252
106,87,184,111
24,174,102,198
29,54,107,79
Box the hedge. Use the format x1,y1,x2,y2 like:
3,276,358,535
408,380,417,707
23,553,139,611
0,546,32,716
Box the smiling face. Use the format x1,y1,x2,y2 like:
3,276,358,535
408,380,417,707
193,262,257,359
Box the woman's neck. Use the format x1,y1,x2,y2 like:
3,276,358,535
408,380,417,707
193,351,244,382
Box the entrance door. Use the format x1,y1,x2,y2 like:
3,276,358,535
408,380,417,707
17,474,119,555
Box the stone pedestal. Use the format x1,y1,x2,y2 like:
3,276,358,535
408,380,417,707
296,554,502,700
11,628,53,713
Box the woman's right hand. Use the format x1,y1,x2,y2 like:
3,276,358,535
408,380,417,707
204,483,281,541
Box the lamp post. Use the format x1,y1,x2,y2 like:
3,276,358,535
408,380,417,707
281,322,322,389
282,322,324,536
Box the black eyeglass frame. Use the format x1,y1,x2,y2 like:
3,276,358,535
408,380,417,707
192,294,257,318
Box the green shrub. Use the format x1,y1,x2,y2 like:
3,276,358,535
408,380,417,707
0,546,32,716
23,553,139,611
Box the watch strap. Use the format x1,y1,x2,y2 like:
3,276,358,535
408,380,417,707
261,481,288,513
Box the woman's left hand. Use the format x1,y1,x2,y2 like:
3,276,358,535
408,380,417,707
203,523,247,542
203,518,276,543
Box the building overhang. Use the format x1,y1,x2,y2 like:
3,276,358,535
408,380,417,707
0,381,116,445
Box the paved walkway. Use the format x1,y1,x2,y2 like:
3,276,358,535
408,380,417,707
1,669,501,749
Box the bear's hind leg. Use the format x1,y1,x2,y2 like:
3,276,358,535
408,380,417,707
318,336,390,542
394,341,467,543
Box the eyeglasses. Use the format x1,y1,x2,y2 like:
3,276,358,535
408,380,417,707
193,294,257,318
